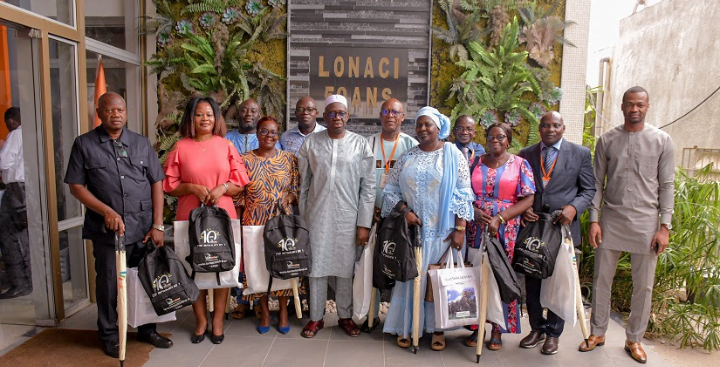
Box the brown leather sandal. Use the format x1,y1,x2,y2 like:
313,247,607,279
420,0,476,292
230,304,248,320
431,333,446,351
338,318,361,337
301,320,325,338
397,336,411,348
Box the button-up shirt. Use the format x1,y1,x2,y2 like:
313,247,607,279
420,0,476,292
454,141,486,163
280,123,327,155
226,130,281,154
64,126,165,244
589,124,674,253
0,126,24,183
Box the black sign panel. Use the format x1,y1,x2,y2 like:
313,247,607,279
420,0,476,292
309,47,408,118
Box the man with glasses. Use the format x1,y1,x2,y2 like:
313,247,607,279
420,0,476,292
281,97,326,155
64,92,172,358
517,111,595,355
226,98,280,153
453,115,485,164
361,98,417,330
297,94,376,338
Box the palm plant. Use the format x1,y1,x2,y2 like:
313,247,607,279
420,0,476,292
449,18,541,139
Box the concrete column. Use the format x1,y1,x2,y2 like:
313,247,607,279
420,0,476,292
559,0,591,145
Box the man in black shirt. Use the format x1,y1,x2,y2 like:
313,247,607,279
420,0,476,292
64,92,172,357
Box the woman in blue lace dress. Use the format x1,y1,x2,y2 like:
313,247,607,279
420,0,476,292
381,107,474,351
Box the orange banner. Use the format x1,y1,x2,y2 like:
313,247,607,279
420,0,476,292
93,56,107,127
0,19,11,140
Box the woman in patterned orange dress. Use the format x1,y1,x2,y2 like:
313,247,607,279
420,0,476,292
239,116,302,335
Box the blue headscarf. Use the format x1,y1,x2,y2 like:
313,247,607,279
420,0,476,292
415,106,462,236
415,106,451,140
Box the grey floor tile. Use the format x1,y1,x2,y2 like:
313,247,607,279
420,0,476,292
324,340,385,367
143,331,215,367
200,336,275,367
441,332,503,366
329,323,385,342
276,315,334,340
263,338,329,367
225,317,279,338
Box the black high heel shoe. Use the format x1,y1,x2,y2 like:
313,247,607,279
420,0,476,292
191,327,207,344
210,332,224,344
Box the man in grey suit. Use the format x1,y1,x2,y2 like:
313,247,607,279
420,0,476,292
518,111,596,355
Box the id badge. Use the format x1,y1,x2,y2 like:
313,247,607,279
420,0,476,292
542,178,550,188
380,172,390,189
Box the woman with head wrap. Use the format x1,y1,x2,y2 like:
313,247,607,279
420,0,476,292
380,106,474,351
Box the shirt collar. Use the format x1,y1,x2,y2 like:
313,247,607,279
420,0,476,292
96,125,129,144
540,137,563,151
293,122,324,137
454,141,477,151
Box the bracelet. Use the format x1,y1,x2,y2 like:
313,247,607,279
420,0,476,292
223,182,229,193
497,213,506,224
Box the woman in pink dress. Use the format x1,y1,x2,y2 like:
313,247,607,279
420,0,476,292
163,96,250,345
465,123,535,350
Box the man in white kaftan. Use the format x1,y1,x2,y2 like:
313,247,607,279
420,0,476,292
297,95,376,338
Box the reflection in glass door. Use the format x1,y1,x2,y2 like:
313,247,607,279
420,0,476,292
0,20,48,325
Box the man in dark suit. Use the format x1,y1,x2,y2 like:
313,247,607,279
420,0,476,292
517,111,595,355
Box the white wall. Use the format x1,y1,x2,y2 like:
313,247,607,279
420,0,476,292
604,0,720,166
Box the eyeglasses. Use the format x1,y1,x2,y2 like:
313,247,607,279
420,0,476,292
326,111,348,119
381,109,403,117
259,128,278,137
487,134,507,142
454,127,475,133
295,107,317,114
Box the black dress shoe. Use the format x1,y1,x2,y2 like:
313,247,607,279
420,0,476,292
137,331,173,348
360,317,380,333
519,330,546,348
102,340,120,358
0,287,32,299
210,333,224,344
191,328,207,344
541,336,559,355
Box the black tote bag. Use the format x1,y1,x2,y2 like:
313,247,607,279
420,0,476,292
138,244,201,316
513,211,563,279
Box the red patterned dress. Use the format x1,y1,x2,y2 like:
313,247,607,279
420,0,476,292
468,154,535,334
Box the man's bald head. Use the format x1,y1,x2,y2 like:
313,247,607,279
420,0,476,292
379,98,405,138
239,98,260,133
539,111,565,146
97,92,127,135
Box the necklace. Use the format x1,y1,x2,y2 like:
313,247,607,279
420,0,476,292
485,153,508,168
193,137,210,151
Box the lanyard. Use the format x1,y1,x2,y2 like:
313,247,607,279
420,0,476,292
468,148,475,162
380,135,400,174
540,150,558,180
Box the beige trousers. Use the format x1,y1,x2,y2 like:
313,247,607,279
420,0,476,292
590,247,657,343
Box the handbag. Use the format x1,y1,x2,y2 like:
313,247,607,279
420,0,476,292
187,205,236,284
353,223,377,320
174,220,242,289
514,211,562,279
127,267,177,327
484,232,521,304
540,228,578,326
428,249,480,329
426,246,472,302
242,225,295,295
374,201,419,284
138,243,200,316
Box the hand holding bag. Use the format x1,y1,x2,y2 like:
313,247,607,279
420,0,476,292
426,246,472,302
428,249,481,329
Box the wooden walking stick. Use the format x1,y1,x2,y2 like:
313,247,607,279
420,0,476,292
291,278,303,319
476,251,489,363
115,233,127,367
411,226,423,354
368,288,377,329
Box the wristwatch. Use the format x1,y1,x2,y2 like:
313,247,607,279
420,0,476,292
454,225,466,231
152,224,165,232
661,222,672,230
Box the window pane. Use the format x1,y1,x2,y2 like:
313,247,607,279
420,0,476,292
49,39,82,223
59,226,88,309
84,0,138,54
86,51,141,134
4,0,75,27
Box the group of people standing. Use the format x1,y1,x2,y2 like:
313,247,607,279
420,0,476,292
65,85,673,365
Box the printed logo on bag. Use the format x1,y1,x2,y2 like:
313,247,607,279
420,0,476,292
164,296,184,309
204,253,219,262
382,264,395,278
382,240,396,256
199,228,221,245
278,237,298,252
153,273,172,291
524,237,544,252
286,260,300,270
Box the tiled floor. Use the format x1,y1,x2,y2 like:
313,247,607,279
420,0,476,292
51,304,675,367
